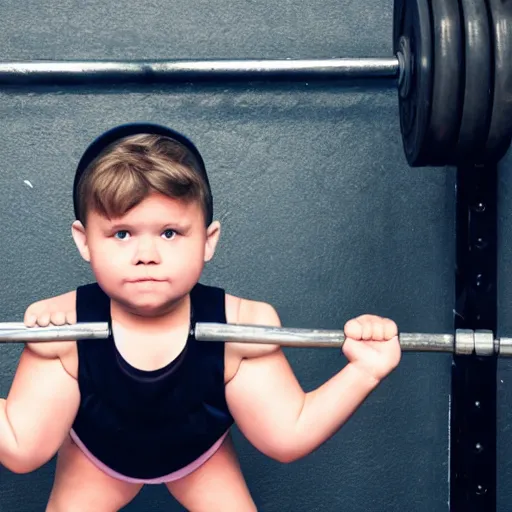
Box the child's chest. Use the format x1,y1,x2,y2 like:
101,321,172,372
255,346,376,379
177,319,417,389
113,329,188,372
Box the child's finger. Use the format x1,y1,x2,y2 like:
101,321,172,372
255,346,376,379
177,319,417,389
24,313,37,327
371,319,385,341
344,318,363,340
50,312,66,326
37,312,51,327
384,318,398,340
361,318,373,340
24,304,42,327
66,310,77,325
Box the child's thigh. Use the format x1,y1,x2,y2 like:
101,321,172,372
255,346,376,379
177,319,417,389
166,435,257,512
46,435,143,512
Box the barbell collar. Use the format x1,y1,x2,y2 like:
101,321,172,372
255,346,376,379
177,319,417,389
455,329,475,355
497,337,512,357
474,329,495,357
0,58,401,86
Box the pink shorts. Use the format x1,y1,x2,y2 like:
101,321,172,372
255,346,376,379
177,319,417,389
69,428,229,484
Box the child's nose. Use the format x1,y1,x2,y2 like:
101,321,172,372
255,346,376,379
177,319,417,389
134,237,161,265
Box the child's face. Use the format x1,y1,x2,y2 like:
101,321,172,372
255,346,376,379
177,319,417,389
73,192,219,316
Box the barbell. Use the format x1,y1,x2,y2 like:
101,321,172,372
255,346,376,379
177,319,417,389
1,0,510,167
1,322,511,357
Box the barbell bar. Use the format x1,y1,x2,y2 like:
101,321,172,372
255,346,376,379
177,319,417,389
0,0,510,167
1,321,512,357
0,59,400,84
0,322,110,342
194,323,512,357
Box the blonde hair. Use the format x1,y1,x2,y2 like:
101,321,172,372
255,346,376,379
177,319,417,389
75,134,212,225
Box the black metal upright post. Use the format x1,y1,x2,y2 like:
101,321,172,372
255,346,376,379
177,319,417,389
451,163,498,511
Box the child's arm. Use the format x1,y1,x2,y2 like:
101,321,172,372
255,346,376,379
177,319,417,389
225,303,400,463
0,345,80,473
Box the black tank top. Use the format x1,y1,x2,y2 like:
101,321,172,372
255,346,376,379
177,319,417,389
71,282,234,479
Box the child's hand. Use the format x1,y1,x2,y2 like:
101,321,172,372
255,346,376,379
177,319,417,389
342,314,401,382
24,292,77,328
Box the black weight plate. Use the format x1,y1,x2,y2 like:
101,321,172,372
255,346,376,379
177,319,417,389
485,0,512,162
426,0,464,166
393,0,433,166
456,0,493,161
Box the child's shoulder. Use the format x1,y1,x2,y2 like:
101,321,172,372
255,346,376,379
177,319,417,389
223,293,281,362
225,293,280,327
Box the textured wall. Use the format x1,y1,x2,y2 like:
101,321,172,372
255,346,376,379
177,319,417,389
0,1,455,510
497,149,512,512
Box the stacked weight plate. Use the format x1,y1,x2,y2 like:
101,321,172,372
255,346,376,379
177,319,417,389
394,0,512,167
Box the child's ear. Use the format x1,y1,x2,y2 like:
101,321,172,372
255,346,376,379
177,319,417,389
204,221,221,262
71,220,91,262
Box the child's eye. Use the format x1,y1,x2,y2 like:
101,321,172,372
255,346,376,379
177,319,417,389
114,230,130,240
162,229,176,240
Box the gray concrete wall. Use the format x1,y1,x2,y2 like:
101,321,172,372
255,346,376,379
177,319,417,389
0,1,456,510
497,149,512,512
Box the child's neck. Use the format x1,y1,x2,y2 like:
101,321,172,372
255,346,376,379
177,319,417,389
110,294,191,335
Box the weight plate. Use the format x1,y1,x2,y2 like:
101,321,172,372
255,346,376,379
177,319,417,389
456,0,493,161
393,0,433,166
485,0,512,162
426,0,464,166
